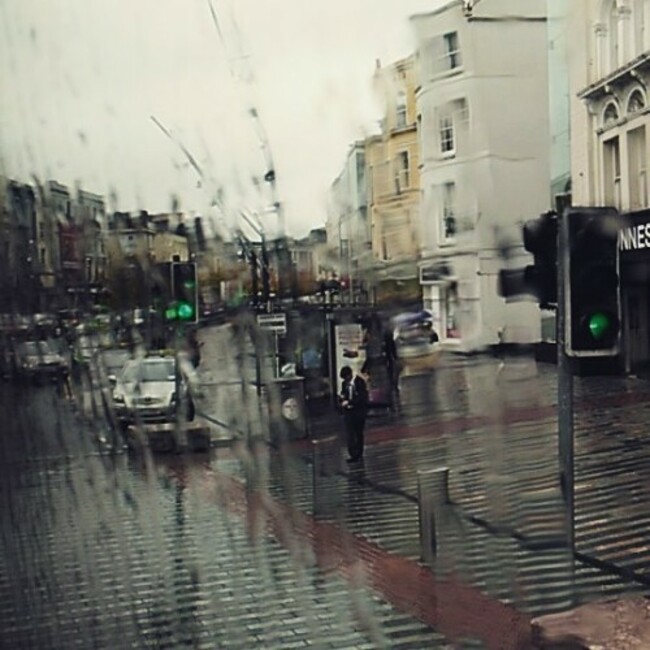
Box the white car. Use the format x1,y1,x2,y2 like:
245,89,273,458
14,340,68,381
112,355,195,425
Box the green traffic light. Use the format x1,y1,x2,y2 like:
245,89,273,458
177,301,195,320
164,306,177,321
588,312,611,340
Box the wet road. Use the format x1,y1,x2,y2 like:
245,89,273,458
3,323,650,648
0,357,452,648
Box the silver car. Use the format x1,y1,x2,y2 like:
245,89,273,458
112,356,195,425
14,340,68,381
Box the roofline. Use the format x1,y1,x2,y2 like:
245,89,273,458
409,0,464,22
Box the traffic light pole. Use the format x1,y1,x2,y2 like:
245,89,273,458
169,322,183,451
557,208,576,582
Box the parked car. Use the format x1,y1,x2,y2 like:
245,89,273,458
111,355,195,426
14,340,68,382
392,311,441,376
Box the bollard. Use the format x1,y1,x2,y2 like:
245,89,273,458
417,467,450,565
312,436,341,518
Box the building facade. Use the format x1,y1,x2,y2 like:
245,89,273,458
0,180,39,312
367,55,422,306
106,211,190,312
412,0,550,350
326,141,370,302
287,228,328,297
76,188,107,305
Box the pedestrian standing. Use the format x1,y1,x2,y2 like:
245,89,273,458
339,365,369,463
383,330,399,394
187,329,202,368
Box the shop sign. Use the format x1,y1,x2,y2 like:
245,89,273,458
619,210,650,261
59,224,82,270
333,323,366,379
257,312,287,334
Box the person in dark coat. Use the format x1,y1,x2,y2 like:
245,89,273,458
339,364,369,462
383,330,399,394
187,329,202,368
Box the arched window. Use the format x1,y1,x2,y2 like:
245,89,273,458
603,101,620,126
627,88,646,114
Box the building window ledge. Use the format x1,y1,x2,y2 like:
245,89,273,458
428,66,465,83
579,51,650,102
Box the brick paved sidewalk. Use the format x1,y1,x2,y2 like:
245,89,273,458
0,439,460,649
197,354,648,645
166,453,526,648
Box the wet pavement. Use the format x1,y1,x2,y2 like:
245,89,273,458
2,322,650,648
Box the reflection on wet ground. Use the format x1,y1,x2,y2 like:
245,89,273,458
2,324,650,647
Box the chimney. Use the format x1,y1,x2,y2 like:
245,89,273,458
194,216,207,252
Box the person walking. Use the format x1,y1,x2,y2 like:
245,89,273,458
339,364,369,463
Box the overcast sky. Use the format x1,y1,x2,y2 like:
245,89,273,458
0,0,442,238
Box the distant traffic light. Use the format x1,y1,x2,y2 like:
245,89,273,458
523,211,558,308
565,207,620,357
170,262,199,323
497,211,558,305
152,262,172,313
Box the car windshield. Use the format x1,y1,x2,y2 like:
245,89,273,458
140,360,174,382
119,363,138,383
21,341,52,356
102,350,131,373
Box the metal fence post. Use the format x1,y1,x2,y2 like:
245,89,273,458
312,436,341,518
417,467,450,566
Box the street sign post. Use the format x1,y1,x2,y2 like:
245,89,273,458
557,207,575,560
257,313,286,377
256,313,287,335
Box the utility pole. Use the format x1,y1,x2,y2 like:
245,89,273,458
556,200,575,602
240,211,271,312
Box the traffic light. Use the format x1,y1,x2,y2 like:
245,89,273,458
170,262,199,323
523,211,558,308
152,262,172,314
565,207,620,357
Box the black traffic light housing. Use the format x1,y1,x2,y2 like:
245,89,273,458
564,207,620,357
170,262,199,323
151,262,173,313
523,211,558,308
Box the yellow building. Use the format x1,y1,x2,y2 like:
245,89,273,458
367,55,422,304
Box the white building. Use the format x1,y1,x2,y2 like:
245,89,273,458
326,141,370,301
568,0,650,210
412,0,551,350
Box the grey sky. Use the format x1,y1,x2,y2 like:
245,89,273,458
0,0,441,237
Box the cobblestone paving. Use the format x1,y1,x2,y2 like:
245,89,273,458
267,355,650,618
0,438,456,649
7,325,650,648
